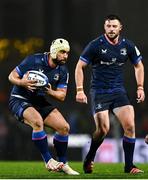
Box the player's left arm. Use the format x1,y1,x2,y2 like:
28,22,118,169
45,70,69,101
134,60,145,103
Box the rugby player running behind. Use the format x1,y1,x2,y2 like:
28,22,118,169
75,14,145,174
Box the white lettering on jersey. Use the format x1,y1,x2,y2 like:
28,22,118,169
100,58,124,66
111,58,116,62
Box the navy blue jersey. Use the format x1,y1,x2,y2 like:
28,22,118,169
10,52,69,99
80,34,142,94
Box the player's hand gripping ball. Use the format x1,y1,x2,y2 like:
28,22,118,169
145,134,148,144
27,70,49,87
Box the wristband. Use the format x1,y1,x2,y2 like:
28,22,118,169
77,91,84,94
76,86,83,92
137,86,144,90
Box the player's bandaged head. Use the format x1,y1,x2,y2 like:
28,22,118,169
50,38,70,59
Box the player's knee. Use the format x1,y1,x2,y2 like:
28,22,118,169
58,123,70,135
124,125,135,136
95,125,109,139
100,123,109,134
33,119,44,129
100,126,109,136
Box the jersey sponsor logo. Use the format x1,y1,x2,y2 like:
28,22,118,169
111,58,116,62
120,48,127,56
101,49,107,54
117,62,124,66
54,73,60,81
100,58,117,65
100,61,114,65
100,58,124,66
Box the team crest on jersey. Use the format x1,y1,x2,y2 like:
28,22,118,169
120,48,127,56
54,73,60,81
95,103,102,110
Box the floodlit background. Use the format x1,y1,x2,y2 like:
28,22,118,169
0,0,148,162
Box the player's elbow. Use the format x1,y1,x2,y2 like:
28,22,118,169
54,92,66,101
8,74,11,81
59,95,65,101
8,69,19,84
8,73,13,82
56,89,66,101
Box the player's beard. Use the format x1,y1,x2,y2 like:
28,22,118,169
52,58,67,65
106,32,119,41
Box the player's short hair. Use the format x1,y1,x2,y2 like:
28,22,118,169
104,14,122,24
50,38,70,59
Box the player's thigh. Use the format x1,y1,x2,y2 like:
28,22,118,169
9,97,43,125
113,105,135,128
44,108,69,133
94,110,110,132
23,107,43,127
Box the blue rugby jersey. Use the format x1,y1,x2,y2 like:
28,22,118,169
80,34,142,94
10,52,69,99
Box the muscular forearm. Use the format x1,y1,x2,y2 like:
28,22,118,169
8,71,22,86
134,62,144,88
46,88,66,101
75,61,88,103
75,62,85,92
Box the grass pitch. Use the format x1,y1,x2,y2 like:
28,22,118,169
0,161,148,179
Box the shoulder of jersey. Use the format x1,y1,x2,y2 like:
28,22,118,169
92,36,105,45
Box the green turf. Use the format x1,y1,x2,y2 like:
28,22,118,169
0,161,147,179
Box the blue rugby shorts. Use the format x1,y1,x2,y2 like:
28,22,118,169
90,91,131,114
9,96,56,122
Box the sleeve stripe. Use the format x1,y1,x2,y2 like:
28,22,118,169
16,66,23,77
133,56,142,64
57,84,67,88
80,56,89,64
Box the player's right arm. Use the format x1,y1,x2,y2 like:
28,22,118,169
75,40,95,103
75,60,88,104
8,68,37,91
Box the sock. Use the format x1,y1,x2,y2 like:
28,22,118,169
85,137,104,162
123,136,135,169
32,130,52,163
53,133,68,164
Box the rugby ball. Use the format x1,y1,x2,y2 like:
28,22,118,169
27,70,49,87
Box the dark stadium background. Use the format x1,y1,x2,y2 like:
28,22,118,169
0,0,148,161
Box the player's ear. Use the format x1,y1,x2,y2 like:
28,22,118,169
120,24,122,31
103,23,106,31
